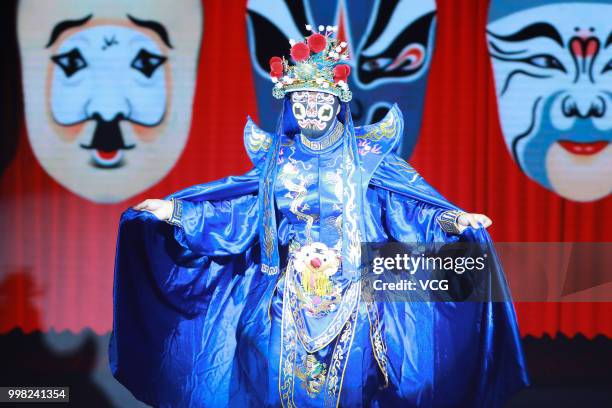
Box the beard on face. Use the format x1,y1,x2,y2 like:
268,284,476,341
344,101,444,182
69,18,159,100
78,113,136,168
298,118,328,131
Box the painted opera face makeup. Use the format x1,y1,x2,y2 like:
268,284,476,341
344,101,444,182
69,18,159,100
18,0,202,203
487,2,612,202
291,91,340,138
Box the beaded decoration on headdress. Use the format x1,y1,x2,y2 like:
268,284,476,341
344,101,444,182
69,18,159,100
269,24,352,102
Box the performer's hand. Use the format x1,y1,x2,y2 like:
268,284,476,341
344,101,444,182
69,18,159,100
458,213,492,229
133,199,173,221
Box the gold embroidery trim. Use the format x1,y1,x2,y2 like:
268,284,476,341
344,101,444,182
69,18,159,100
247,124,272,153
365,300,390,388
323,307,358,407
300,122,344,152
357,110,396,142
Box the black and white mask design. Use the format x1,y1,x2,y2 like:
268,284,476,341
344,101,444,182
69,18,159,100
291,91,340,138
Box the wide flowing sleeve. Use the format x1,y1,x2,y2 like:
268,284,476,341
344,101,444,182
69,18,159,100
370,152,468,243
168,193,260,259
116,168,261,313
367,153,529,407
380,189,463,243
116,193,259,316
110,168,270,407
163,168,262,261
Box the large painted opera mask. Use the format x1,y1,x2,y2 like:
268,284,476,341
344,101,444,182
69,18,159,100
487,0,611,202
18,0,203,203
247,0,437,158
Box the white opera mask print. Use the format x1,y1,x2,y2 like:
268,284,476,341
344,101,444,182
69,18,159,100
51,25,168,165
487,2,612,202
18,0,203,203
291,91,340,138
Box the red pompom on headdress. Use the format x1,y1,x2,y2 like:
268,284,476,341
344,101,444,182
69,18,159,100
333,64,351,83
271,24,353,102
290,42,310,62
307,33,327,53
269,56,284,78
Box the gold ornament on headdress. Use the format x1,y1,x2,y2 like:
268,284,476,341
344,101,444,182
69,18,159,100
268,24,353,102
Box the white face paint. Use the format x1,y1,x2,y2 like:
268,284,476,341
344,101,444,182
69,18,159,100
18,0,203,203
487,4,612,202
291,91,339,137
50,26,168,167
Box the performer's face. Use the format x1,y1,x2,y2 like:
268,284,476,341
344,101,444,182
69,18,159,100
18,0,202,203
290,91,340,138
487,2,612,202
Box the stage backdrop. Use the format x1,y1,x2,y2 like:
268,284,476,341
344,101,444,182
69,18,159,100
0,0,610,338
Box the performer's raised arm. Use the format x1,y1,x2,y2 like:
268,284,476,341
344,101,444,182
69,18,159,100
132,193,259,258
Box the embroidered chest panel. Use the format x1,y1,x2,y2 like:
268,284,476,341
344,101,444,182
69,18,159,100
274,142,344,250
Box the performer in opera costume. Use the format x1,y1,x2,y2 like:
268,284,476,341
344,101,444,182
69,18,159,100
110,26,528,407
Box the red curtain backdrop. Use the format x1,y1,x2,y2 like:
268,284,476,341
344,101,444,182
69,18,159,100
1,0,610,337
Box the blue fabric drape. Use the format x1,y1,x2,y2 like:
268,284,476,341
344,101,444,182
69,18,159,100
110,105,528,407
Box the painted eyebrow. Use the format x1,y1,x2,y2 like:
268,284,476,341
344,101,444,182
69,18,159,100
45,14,93,48
488,22,563,47
127,14,173,49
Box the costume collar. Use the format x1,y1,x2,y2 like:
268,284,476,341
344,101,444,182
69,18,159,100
298,120,344,154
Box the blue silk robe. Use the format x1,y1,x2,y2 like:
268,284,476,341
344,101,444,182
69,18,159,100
110,103,528,407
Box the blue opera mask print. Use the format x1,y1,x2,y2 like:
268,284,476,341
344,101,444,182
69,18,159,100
487,0,612,202
247,0,437,158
